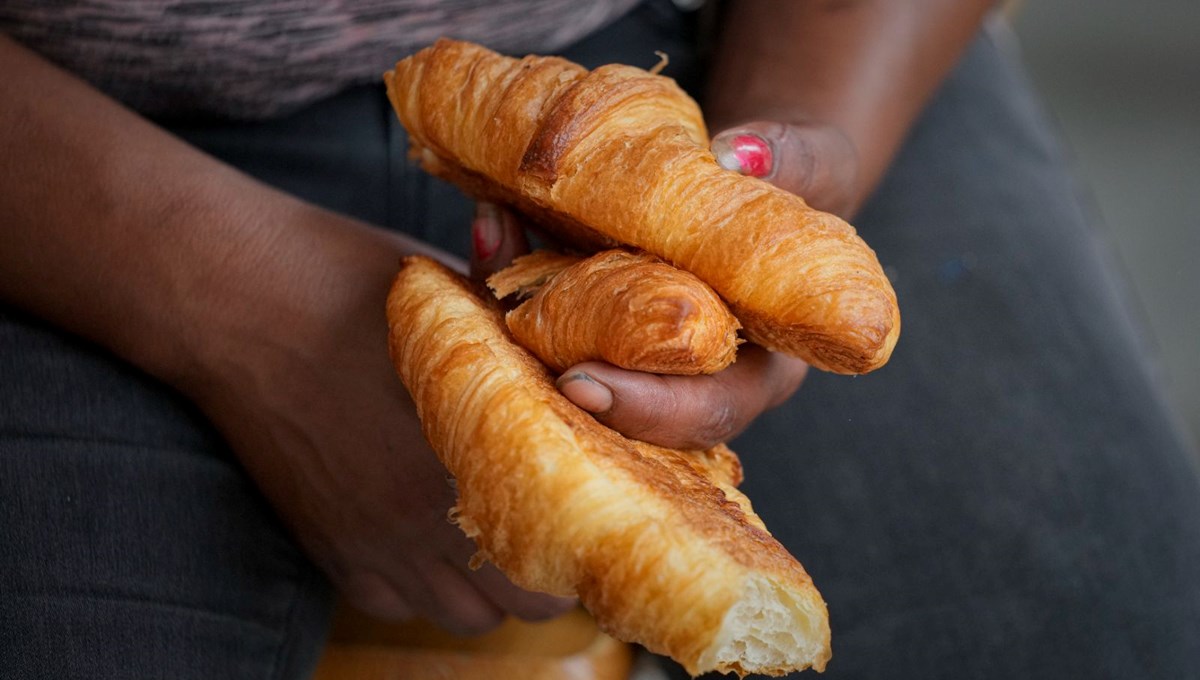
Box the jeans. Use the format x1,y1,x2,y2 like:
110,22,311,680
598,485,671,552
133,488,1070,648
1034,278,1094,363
3,3,1198,678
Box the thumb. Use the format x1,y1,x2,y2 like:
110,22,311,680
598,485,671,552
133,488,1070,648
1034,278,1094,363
470,202,530,282
711,121,860,217
555,346,808,450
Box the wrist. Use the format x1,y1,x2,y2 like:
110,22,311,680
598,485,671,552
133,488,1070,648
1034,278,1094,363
141,195,408,406
704,0,992,207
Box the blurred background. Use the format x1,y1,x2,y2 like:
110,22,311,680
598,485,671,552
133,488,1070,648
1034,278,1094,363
1011,0,1199,452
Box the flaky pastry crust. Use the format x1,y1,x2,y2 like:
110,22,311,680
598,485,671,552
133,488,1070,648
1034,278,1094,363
386,256,830,675
488,249,741,375
385,38,900,374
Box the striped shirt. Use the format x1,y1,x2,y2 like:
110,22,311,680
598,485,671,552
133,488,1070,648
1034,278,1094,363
0,1,641,119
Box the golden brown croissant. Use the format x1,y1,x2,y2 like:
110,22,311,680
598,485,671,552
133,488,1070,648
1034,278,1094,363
487,249,741,375
387,255,831,676
384,38,900,374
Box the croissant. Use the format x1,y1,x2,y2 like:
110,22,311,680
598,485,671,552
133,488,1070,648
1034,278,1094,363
384,38,900,374
488,249,741,375
387,256,831,676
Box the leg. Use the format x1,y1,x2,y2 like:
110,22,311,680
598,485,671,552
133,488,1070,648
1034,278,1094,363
0,64,399,680
0,78,417,678
726,17,1200,678
0,307,332,678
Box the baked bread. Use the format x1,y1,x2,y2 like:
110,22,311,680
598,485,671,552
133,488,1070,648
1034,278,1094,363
387,255,831,676
488,249,741,375
384,38,900,374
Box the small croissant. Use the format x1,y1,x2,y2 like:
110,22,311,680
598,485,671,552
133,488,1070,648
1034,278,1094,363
385,38,900,374
488,249,741,375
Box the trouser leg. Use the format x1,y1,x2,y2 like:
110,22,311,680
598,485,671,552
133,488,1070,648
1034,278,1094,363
0,307,332,679
723,19,1200,679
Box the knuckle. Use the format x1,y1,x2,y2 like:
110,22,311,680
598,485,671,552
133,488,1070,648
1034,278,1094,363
695,395,739,447
426,568,505,635
601,373,742,450
604,377,671,438
453,614,503,637
440,600,504,636
780,124,820,193
467,562,575,622
340,570,412,620
507,594,576,622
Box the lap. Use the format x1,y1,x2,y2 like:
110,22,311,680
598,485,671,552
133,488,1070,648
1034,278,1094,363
730,17,1200,679
0,308,331,678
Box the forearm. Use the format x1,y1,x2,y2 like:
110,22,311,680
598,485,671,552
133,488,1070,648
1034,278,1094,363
0,35,448,394
706,0,994,206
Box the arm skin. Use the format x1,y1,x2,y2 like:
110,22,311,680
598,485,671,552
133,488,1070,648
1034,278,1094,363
705,0,996,217
0,34,573,632
555,0,995,444
0,34,446,390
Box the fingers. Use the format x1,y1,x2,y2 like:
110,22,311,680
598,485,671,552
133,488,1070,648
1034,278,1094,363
438,524,577,623
461,561,577,622
338,552,573,636
557,345,808,450
337,569,416,622
469,201,529,282
417,561,506,635
711,121,861,217
349,562,503,636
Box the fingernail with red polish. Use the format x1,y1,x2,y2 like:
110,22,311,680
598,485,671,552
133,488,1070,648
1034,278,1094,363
712,131,774,178
472,203,502,261
556,371,613,414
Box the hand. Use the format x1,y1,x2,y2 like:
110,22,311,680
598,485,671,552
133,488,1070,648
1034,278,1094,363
549,120,875,450
710,121,863,218
184,217,571,635
701,0,994,220
469,202,530,281
555,116,835,449
0,33,571,635
557,347,807,450
469,201,808,451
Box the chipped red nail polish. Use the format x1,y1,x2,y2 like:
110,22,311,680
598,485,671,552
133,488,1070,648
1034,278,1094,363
712,132,774,178
472,204,502,261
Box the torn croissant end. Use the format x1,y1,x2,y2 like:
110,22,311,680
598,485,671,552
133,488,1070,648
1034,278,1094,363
384,38,900,374
387,256,831,676
488,249,741,375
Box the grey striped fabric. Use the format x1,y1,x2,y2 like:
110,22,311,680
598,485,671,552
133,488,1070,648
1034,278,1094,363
0,1,640,119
